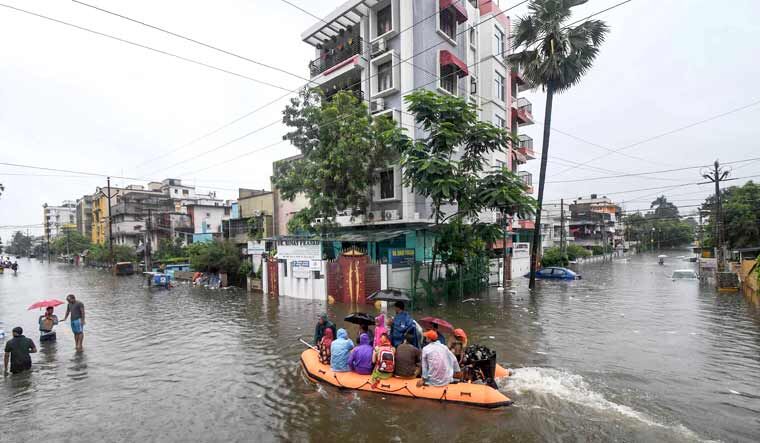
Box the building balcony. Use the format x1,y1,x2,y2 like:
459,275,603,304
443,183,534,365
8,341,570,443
512,97,534,125
518,171,534,194
517,134,535,159
309,37,364,77
511,69,530,93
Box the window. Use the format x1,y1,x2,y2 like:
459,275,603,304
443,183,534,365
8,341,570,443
377,61,393,92
494,27,505,57
182,189,189,196
439,9,457,41
494,71,505,101
379,169,394,199
440,64,457,95
470,76,477,94
376,5,392,36
495,159,506,169
493,114,505,129
469,27,476,47
206,212,210,217
173,189,178,194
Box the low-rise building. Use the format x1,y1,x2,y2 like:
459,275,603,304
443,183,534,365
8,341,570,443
540,202,571,250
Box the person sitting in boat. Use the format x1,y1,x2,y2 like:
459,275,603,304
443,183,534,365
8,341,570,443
449,328,468,364
318,327,334,365
394,332,421,379
330,328,354,372
355,323,371,345
370,333,395,389
38,307,59,342
417,330,460,388
348,333,373,375
314,313,337,346
373,314,387,347
390,301,417,348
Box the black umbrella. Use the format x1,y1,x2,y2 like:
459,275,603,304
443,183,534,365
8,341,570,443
367,289,410,303
344,312,375,325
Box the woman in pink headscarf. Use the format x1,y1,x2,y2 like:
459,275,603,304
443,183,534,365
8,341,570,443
373,313,387,347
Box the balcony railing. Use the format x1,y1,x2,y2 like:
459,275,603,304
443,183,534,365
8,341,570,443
516,97,532,114
517,134,536,159
309,37,363,77
513,97,534,125
518,171,533,187
324,88,364,102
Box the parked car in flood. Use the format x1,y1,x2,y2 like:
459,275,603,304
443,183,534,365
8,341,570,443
525,267,581,280
671,269,698,280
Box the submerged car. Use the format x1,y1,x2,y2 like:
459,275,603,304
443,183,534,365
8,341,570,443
672,269,698,280
525,267,580,280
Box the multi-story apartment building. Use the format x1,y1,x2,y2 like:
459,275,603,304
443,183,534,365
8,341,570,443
43,200,76,239
110,185,192,249
91,186,124,245
75,195,94,240
569,195,624,250
299,0,534,228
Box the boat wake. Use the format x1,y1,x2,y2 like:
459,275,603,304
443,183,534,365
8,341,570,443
504,367,708,441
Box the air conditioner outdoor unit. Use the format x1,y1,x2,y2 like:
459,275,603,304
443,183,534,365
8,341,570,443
384,210,399,220
371,39,387,56
371,98,386,113
368,210,383,222
313,217,324,224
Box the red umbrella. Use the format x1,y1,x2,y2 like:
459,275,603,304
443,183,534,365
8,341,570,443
27,299,65,310
418,317,454,333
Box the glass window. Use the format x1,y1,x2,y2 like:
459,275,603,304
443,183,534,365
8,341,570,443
469,27,476,46
494,72,505,101
380,169,394,199
440,9,457,41
377,61,393,92
493,114,505,128
376,5,392,36
495,159,506,169
440,64,457,95
494,27,505,57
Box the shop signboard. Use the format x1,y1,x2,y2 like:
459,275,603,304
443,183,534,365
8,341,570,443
389,248,415,268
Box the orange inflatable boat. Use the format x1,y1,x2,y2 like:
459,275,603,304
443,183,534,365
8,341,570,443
300,348,513,408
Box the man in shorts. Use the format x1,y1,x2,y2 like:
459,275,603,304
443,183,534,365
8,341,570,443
61,294,86,351
4,327,37,376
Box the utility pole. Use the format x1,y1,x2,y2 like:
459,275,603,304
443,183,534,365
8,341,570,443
560,199,566,259
144,208,152,272
702,161,730,272
107,177,114,265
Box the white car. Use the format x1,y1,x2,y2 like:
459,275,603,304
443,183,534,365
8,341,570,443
672,269,698,280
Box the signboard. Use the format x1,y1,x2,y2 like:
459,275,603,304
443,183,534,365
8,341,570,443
276,240,322,261
291,259,321,278
247,241,266,256
513,242,530,258
389,248,415,268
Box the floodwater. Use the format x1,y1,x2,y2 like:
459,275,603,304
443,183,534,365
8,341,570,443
1,253,758,443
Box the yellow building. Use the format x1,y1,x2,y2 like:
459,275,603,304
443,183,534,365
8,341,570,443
91,187,123,245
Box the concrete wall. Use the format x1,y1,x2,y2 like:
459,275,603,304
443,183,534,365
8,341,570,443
239,192,274,218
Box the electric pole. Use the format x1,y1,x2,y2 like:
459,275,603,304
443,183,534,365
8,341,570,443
702,161,730,272
107,177,114,265
145,208,152,272
560,199,566,259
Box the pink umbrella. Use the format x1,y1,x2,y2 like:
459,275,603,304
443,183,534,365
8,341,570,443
418,317,454,333
27,299,65,310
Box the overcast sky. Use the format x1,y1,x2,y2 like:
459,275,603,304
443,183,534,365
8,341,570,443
1,0,759,240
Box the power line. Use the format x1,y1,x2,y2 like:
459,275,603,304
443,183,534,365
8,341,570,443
549,98,760,178
0,4,300,92
171,0,636,177
545,157,760,183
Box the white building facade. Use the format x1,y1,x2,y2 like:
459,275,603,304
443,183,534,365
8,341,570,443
300,0,534,226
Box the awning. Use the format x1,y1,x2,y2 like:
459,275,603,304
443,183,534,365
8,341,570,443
439,50,469,77
440,0,468,23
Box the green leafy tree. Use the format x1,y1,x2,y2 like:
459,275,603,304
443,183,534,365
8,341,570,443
186,240,241,275
156,237,186,260
274,89,399,233
6,231,32,256
509,0,609,288
391,90,535,281
51,230,91,256
702,181,760,249
650,195,679,219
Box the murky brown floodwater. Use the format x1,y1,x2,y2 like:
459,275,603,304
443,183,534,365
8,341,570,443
1,253,759,442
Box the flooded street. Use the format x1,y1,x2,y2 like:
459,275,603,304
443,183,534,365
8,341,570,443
1,252,759,442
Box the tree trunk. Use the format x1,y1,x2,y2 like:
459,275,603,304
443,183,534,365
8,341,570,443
529,84,555,289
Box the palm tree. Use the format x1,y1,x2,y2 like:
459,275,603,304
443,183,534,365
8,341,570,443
508,0,609,289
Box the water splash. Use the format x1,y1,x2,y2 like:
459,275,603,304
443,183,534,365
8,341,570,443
505,367,707,441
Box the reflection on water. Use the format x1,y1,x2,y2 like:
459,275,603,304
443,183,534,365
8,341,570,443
1,254,758,442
